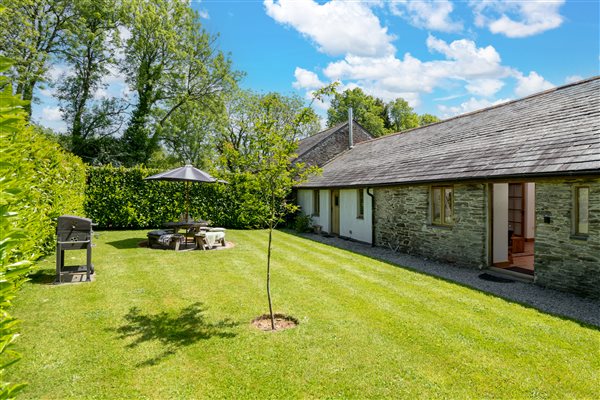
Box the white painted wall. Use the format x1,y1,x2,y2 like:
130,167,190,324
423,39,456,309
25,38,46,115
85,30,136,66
493,183,509,264
297,189,330,232
339,188,372,244
524,183,535,239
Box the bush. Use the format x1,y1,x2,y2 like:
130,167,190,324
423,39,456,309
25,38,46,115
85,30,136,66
84,166,271,229
294,214,313,233
0,57,85,397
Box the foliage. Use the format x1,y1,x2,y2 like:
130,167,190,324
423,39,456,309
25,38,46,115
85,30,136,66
293,213,313,233
8,229,600,398
159,100,222,168
419,113,441,126
0,0,74,117
55,0,127,164
216,89,320,173
0,56,85,398
119,0,239,166
84,165,271,229
327,87,387,137
326,87,442,136
217,92,320,329
388,98,420,132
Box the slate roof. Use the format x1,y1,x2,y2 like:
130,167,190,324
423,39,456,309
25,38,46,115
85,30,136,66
298,77,600,188
296,121,350,158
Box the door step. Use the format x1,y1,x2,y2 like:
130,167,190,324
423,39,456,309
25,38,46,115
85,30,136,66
488,267,534,283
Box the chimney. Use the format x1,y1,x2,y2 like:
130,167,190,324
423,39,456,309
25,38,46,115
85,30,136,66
348,107,354,149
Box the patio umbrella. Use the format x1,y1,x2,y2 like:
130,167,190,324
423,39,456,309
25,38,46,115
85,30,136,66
144,164,221,222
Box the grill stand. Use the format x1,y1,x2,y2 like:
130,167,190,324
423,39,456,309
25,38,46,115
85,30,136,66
56,240,94,283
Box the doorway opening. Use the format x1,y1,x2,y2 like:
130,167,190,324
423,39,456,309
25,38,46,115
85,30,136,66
330,189,340,235
491,182,535,276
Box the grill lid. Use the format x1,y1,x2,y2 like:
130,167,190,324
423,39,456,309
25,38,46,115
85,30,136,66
57,215,93,232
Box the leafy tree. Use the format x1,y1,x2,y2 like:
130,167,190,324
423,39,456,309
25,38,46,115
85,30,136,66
55,0,127,164
159,100,223,168
327,87,386,137
219,93,319,330
0,0,74,118
217,89,319,173
419,113,441,126
388,98,419,132
119,0,238,166
326,87,442,136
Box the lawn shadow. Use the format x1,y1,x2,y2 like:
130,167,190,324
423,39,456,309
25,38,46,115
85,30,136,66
106,237,146,249
285,230,600,330
113,302,239,366
28,268,56,285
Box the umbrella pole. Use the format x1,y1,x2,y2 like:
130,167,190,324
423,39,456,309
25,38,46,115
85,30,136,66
185,181,189,222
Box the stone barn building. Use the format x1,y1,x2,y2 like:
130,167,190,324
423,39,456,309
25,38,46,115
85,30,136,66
296,77,600,298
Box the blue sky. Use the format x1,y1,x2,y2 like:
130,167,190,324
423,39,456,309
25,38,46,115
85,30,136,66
34,0,600,131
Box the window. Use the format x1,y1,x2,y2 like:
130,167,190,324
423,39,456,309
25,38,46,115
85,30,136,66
574,187,589,235
431,186,453,226
357,189,364,219
312,190,320,217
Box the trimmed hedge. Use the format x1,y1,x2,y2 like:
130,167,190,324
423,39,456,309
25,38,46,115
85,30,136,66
1,125,86,262
85,166,270,229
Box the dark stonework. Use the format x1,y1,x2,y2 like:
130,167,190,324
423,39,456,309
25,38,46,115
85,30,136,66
295,122,373,168
534,177,600,298
374,183,488,268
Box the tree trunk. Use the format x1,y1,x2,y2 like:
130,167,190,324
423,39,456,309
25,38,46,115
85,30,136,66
266,224,275,330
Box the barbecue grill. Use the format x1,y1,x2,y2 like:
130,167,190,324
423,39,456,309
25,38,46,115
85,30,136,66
56,215,95,283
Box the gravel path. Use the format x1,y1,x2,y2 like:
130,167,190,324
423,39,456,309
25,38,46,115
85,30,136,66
301,233,600,328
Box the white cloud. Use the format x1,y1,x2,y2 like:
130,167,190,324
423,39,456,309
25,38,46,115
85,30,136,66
514,71,554,97
41,106,63,122
465,78,504,97
438,96,512,118
565,75,584,84
264,0,395,57
471,0,565,38
197,9,209,19
320,36,510,105
292,67,324,89
390,0,462,33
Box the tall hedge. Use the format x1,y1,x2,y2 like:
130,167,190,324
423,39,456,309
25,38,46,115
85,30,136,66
1,116,86,263
1,56,86,397
85,166,270,229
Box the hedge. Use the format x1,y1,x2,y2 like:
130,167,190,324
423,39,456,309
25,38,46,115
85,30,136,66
1,122,86,263
85,166,271,229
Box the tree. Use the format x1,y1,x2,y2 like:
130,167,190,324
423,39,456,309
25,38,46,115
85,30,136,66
419,113,441,126
217,89,319,173
159,100,223,168
388,98,419,132
0,0,74,118
119,0,238,166
55,0,127,164
220,93,318,330
327,87,386,137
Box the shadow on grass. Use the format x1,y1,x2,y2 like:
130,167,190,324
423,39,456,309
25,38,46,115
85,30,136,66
284,229,600,331
106,237,146,249
28,269,56,285
113,302,239,366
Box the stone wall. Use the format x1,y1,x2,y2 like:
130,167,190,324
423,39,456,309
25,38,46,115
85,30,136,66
535,177,600,298
374,183,488,268
296,122,372,167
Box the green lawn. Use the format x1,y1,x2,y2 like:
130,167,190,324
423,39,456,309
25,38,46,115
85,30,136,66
8,230,599,399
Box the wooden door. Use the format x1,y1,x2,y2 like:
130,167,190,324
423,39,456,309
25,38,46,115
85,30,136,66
331,190,340,235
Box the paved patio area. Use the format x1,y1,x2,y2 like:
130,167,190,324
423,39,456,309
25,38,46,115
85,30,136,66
301,233,600,328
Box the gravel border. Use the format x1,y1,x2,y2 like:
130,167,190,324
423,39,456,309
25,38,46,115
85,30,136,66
300,233,600,328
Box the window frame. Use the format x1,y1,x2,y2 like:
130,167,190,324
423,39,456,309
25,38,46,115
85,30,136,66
430,185,454,226
357,189,364,219
573,186,589,236
312,190,320,217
